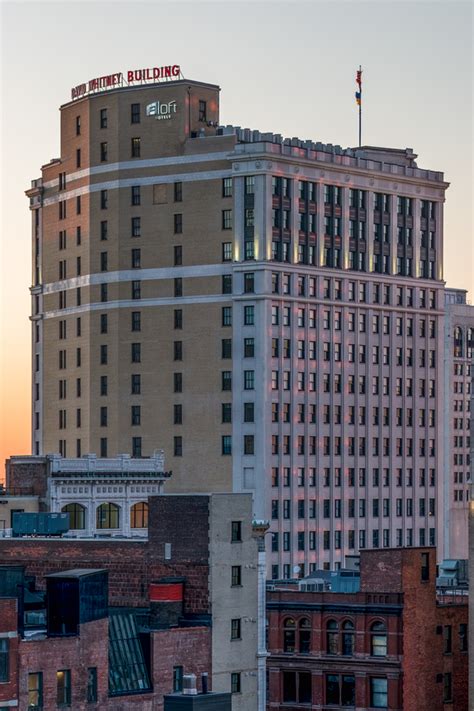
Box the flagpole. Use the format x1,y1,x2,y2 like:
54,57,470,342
358,65,362,147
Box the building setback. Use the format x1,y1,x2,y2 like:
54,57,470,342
267,547,468,711
27,75,450,572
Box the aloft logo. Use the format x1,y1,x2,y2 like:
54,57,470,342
146,100,177,120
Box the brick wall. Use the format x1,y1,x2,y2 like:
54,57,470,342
149,495,210,564
5,459,48,497
0,538,210,613
0,598,19,705
18,618,108,710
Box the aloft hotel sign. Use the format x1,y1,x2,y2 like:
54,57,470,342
71,64,181,100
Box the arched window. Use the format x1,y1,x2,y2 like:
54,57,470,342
130,502,148,529
61,503,85,530
283,618,296,653
342,620,355,656
299,618,311,654
370,621,387,656
326,620,339,654
454,327,463,357
96,502,120,529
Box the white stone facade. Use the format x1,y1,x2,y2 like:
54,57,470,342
47,452,170,537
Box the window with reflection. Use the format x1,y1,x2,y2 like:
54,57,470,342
130,501,148,528
371,621,387,656
299,618,311,653
327,620,339,654
61,503,85,530
342,620,355,655
283,618,296,652
326,674,355,706
96,502,120,529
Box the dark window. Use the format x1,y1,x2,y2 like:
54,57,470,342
131,216,141,237
222,274,232,294
100,109,107,129
243,402,254,422
100,220,108,240
56,669,71,707
174,404,182,424
100,345,108,365
131,405,141,426
222,338,232,359
174,214,183,234
244,272,255,293
76,148,81,168
100,251,108,272
443,625,452,654
76,195,81,214
283,671,312,704
342,620,355,655
174,372,183,393
131,248,141,269
100,313,108,334
174,278,182,297
131,374,141,394
173,341,182,361
421,551,430,581
100,141,108,162
222,435,232,455
174,309,183,329
244,337,254,358
87,667,98,703
371,622,387,656
222,403,232,423
173,666,183,693
75,116,81,135
222,177,232,197
199,100,207,122
244,434,254,455
174,182,182,202
131,103,140,123
174,245,182,266
231,618,241,640
231,521,242,542
231,566,241,586
100,438,107,457
326,674,355,707
131,137,141,157
132,280,141,299
132,436,142,458
131,185,141,205
283,618,296,652
0,639,8,682
101,190,108,209
174,436,182,457
100,375,107,396
61,503,85,530
131,343,141,363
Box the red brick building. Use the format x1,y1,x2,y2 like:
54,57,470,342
0,493,259,710
267,547,468,711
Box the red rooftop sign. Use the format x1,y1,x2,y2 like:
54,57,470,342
71,65,181,100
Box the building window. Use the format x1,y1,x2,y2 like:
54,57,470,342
231,618,241,640
244,305,255,325
283,671,312,704
61,503,85,530
131,103,140,123
96,502,120,529
100,141,108,161
342,620,355,655
131,216,141,236
222,177,232,197
174,309,183,329
0,639,8,682
130,502,148,528
101,190,108,209
443,625,452,654
75,115,81,135
371,622,387,656
222,435,232,455
326,674,355,707
370,678,388,708
131,404,141,425
131,137,141,157
76,148,81,168
244,434,254,455
87,667,98,703
222,209,232,230
131,185,141,205
173,666,183,693
231,521,242,542
327,620,338,654
244,370,254,390
283,618,296,652
56,669,71,707
131,248,141,269
28,672,43,709
231,565,241,586
198,100,207,122
174,213,183,234
174,436,183,457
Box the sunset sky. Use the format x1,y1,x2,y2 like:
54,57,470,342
0,0,472,468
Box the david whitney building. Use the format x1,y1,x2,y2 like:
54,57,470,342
27,66,451,575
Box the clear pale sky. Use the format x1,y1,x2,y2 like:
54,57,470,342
0,0,472,468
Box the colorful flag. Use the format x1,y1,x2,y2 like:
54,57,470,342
355,91,361,106
356,70,362,86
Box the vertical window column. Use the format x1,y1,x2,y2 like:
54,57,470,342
388,194,397,275
232,175,245,262
365,190,375,273
315,182,325,267
413,197,423,278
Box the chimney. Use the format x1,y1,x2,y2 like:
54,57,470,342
182,673,198,695
149,578,184,627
